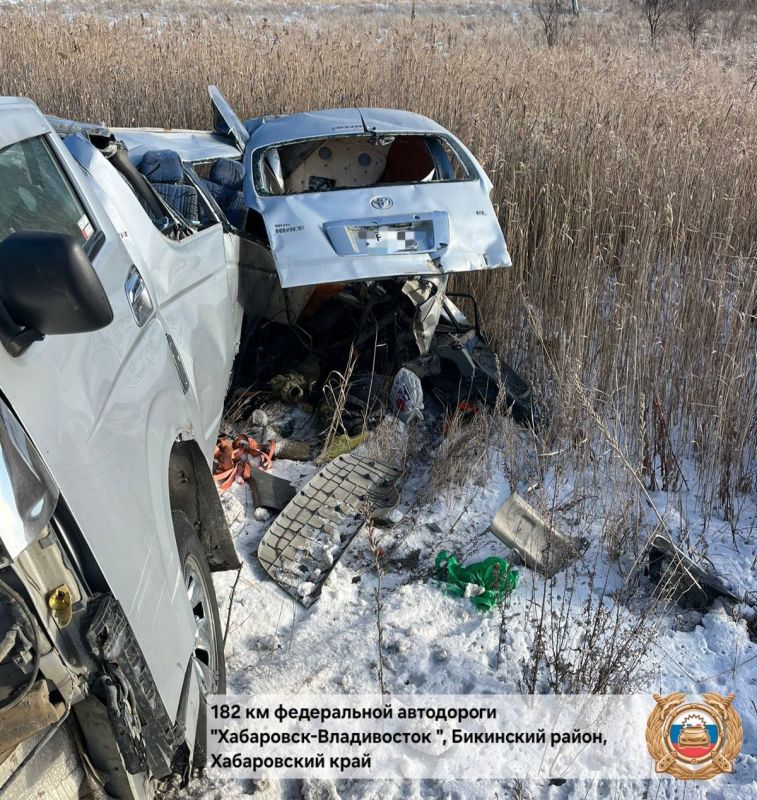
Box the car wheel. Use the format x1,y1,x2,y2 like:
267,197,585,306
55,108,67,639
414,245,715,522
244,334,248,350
172,511,225,767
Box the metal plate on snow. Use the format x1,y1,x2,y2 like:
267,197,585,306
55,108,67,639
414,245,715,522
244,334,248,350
257,453,402,606
490,492,585,578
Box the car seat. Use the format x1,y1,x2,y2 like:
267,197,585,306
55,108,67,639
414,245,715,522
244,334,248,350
138,150,199,225
199,159,246,229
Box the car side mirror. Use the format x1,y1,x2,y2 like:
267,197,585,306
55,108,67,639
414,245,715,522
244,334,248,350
0,231,113,357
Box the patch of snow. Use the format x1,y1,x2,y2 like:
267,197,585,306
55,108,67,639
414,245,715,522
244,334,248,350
178,419,756,798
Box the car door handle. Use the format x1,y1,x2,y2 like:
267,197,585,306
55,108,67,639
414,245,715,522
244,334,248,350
124,265,154,327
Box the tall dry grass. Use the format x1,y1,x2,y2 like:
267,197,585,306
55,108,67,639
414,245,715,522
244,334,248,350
0,3,755,529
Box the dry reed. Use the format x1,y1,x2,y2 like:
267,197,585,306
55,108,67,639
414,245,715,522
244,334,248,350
0,2,755,527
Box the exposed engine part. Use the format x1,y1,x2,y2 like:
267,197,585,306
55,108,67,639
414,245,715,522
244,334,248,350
47,585,74,628
86,595,183,779
257,454,402,606
17,529,82,613
0,577,40,712
270,371,308,403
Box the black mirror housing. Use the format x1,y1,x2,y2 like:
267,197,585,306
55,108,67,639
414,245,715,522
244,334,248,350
0,231,113,339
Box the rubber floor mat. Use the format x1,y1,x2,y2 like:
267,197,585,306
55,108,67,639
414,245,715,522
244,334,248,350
257,453,402,606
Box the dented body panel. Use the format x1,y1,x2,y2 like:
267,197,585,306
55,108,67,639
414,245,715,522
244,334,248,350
111,127,241,165
240,106,510,288
254,177,510,288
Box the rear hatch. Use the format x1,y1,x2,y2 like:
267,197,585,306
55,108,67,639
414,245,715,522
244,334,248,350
239,111,510,289
251,178,509,288
208,88,510,289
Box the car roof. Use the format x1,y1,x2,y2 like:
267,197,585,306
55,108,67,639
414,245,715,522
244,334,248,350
0,96,52,151
111,127,243,164
245,107,450,150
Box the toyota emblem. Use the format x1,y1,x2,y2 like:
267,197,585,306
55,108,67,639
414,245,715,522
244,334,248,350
370,196,393,210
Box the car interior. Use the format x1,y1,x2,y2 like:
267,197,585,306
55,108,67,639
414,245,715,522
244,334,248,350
259,134,470,195
115,147,247,236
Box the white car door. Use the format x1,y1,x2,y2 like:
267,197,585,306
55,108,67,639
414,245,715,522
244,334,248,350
65,135,240,458
66,137,242,459
0,119,195,719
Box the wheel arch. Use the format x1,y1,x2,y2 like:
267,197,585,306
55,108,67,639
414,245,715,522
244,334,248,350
167,438,240,572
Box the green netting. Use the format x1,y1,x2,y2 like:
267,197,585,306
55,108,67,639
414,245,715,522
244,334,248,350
434,550,518,611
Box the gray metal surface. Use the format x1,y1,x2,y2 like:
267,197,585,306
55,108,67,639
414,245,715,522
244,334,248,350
258,454,401,606
490,492,585,578
0,97,51,151
244,107,448,151
0,392,59,560
112,128,241,164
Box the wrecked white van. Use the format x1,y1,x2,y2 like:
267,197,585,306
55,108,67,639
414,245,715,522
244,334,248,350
106,88,532,421
0,88,532,799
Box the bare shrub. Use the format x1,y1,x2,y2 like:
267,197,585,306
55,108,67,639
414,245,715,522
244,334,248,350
632,0,678,45
427,404,497,503
318,347,357,461
366,514,389,697
681,0,709,45
531,0,568,46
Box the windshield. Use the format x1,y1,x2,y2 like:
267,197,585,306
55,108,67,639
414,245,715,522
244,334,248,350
256,133,473,196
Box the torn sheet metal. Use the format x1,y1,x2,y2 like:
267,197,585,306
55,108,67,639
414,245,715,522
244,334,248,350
257,454,401,606
402,275,448,356
111,128,241,164
244,108,366,152
490,493,586,578
208,85,248,151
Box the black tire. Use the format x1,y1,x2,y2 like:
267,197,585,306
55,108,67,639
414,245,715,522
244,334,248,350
172,512,225,767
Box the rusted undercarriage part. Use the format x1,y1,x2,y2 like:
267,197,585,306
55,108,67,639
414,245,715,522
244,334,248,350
0,680,64,764
257,454,401,606
0,719,85,800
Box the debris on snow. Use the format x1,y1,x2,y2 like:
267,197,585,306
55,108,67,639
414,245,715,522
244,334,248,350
257,453,402,606
253,507,271,522
435,550,518,611
490,491,586,577
648,532,740,611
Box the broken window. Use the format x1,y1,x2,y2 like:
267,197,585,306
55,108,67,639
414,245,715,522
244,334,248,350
256,134,473,196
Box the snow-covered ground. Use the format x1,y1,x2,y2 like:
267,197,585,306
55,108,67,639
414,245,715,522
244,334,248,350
172,410,757,799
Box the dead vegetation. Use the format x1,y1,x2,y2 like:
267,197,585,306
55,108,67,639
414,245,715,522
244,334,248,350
1,4,751,526
1,1,754,694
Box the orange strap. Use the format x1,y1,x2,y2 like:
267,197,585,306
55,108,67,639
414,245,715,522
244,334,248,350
213,434,275,492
